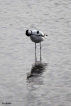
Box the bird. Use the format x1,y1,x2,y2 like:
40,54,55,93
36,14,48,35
25,29,48,62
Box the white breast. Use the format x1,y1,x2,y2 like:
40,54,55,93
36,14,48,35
30,34,44,43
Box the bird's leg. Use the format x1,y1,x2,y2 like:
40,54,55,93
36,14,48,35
35,43,37,62
40,42,42,62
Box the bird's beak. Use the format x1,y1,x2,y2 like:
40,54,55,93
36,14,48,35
44,34,48,36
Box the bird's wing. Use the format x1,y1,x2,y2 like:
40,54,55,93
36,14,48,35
32,34,44,37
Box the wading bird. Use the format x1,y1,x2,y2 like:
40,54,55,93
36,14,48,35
25,29,48,62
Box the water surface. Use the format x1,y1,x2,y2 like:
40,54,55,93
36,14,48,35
0,0,71,106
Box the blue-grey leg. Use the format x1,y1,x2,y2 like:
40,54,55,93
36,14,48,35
35,43,37,62
40,42,42,62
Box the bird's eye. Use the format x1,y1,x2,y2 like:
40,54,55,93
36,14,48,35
37,31,39,34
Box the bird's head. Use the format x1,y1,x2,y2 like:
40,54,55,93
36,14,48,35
25,30,32,37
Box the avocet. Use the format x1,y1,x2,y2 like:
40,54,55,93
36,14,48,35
25,29,48,62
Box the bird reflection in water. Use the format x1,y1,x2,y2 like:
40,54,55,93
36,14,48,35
27,61,47,79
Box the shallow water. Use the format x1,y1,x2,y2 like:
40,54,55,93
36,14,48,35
0,0,71,106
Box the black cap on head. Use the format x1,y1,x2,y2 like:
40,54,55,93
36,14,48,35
26,30,31,37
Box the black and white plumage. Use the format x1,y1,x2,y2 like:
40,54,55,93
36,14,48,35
25,29,48,62
26,29,47,43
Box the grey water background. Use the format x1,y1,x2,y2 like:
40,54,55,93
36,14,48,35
0,0,71,106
